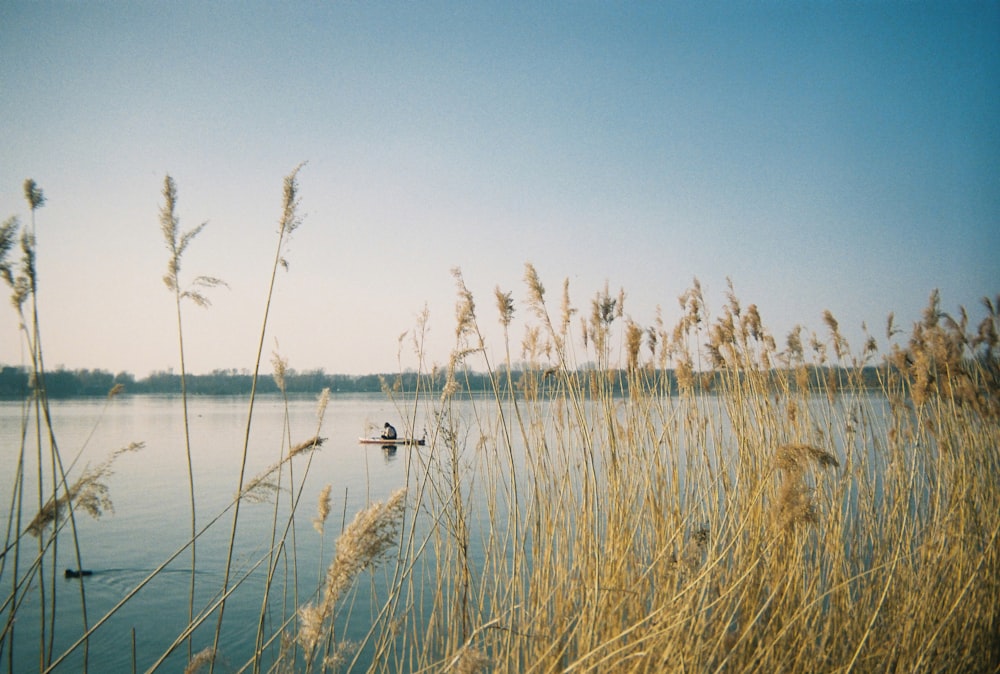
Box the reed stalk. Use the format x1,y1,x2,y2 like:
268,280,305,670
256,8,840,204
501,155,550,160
210,163,305,670
0,184,94,672
160,174,225,659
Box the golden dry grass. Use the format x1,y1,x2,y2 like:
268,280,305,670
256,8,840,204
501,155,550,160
375,275,1000,674
2,172,996,672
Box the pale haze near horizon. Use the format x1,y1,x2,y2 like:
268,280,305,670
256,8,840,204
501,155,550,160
1,2,997,378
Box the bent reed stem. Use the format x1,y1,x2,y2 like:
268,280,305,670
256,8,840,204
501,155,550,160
210,164,305,671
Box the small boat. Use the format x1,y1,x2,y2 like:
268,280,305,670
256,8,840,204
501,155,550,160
358,436,426,446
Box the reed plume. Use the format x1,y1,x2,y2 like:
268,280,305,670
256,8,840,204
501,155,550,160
312,484,333,534
0,217,18,290
523,262,546,317
183,647,216,674
297,488,406,655
23,179,45,211
271,350,288,392
495,286,514,327
316,387,330,423
447,646,491,674
774,443,839,532
560,277,576,337
26,442,145,537
321,641,358,671
12,227,35,313
240,436,325,504
625,319,643,371
160,175,226,305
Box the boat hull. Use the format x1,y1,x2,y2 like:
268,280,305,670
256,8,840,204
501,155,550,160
358,437,425,446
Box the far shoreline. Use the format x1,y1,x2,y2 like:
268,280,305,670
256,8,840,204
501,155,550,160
0,363,895,399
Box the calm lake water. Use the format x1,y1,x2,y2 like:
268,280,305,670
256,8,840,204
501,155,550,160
1,390,892,673
1,393,424,673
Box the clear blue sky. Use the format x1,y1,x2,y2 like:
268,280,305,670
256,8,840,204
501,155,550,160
1,1,997,376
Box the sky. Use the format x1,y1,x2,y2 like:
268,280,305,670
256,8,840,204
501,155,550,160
1,1,998,378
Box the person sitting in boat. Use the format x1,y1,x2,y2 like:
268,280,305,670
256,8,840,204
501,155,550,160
381,422,397,440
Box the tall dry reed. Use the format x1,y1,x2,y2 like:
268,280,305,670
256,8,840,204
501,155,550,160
384,272,999,673
210,164,307,670
0,182,101,672
160,173,226,658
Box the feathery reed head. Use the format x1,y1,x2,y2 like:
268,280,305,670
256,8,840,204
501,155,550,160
495,286,515,328
14,229,36,304
449,646,491,674
675,356,695,392
317,386,330,422
181,275,226,307
271,350,288,392
452,267,477,340
886,311,900,341
325,487,406,601
524,262,544,303
743,303,763,341
560,277,576,335
823,309,849,360
183,647,217,674
298,488,407,653
23,179,45,211
974,297,999,352
313,484,333,534
441,374,462,401
160,174,191,290
524,262,550,325
289,435,325,458
279,163,306,237
160,174,225,305
27,441,146,537
626,319,643,370
296,603,326,656
322,641,359,671
240,437,324,503
776,443,839,473
922,288,941,329
592,281,616,327
678,278,704,328
0,217,19,288
774,443,839,532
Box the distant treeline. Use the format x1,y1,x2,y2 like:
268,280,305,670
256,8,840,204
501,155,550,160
0,364,891,399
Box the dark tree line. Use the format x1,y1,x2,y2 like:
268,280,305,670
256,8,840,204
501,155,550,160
0,366,131,398
0,364,890,399
0,366,420,398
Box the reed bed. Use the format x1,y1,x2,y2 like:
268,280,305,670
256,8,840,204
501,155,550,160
0,175,997,673
393,271,999,673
